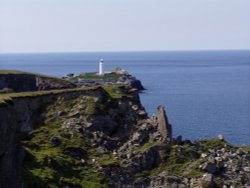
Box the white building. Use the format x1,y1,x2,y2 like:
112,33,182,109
99,59,104,75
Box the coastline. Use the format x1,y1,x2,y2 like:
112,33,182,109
0,70,249,187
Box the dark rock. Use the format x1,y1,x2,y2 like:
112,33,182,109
183,139,193,146
203,163,218,174
130,79,145,90
64,147,88,160
44,156,57,168
96,146,108,154
175,135,183,145
50,136,61,147
131,146,162,171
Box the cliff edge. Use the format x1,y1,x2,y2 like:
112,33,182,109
0,70,76,93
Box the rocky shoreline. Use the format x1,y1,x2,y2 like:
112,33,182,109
0,70,249,188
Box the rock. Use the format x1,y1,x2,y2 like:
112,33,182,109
132,105,139,111
201,153,208,158
126,153,133,159
203,163,217,174
175,135,182,145
57,111,66,117
202,173,214,182
243,167,250,172
183,139,193,146
131,146,162,171
81,159,86,165
50,136,61,147
208,156,216,164
155,105,172,143
138,110,147,116
0,72,76,93
64,147,87,160
130,79,145,90
66,73,74,77
236,148,246,156
218,134,225,141
1,72,250,188
131,131,149,146
96,146,108,154
43,156,57,168
68,110,80,118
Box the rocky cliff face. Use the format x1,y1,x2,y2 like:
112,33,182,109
0,86,172,188
0,73,76,93
0,85,249,188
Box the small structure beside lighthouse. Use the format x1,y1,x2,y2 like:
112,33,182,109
98,59,104,75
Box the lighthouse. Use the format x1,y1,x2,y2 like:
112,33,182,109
99,59,104,75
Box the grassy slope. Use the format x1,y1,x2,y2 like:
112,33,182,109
68,72,122,82
4,81,247,186
0,69,73,88
20,85,128,188
0,70,34,75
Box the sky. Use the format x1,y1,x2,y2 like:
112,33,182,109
0,0,250,53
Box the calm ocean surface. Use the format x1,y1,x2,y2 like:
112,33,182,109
0,51,250,145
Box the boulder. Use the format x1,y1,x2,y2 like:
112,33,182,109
203,163,217,174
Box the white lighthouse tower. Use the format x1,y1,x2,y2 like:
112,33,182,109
99,59,104,75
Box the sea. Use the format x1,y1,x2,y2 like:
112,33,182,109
0,50,250,146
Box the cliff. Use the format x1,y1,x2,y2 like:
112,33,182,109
0,73,249,188
0,85,171,187
0,70,76,93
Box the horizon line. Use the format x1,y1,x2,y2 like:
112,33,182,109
0,49,250,55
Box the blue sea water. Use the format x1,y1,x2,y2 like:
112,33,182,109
0,51,250,145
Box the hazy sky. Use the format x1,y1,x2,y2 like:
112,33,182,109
0,0,250,53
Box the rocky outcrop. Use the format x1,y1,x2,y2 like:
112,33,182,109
155,105,172,144
0,77,249,188
0,84,174,188
0,87,106,188
0,72,76,93
64,69,145,91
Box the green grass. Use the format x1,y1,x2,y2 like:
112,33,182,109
0,81,136,187
22,118,109,188
138,139,244,179
136,144,202,179
0,70,34,75
0,70,60,79
68,72,121,83
199,138,233,150
0,87,99,104
20,88,132,187
0,70,59,80
0,85,131,105
102,85,132,99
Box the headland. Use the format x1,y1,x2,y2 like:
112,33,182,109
0,70,249,188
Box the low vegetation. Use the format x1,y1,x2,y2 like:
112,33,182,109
68,72,122,83
22,119,109,188
18,84,132,187
0,70,33,75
